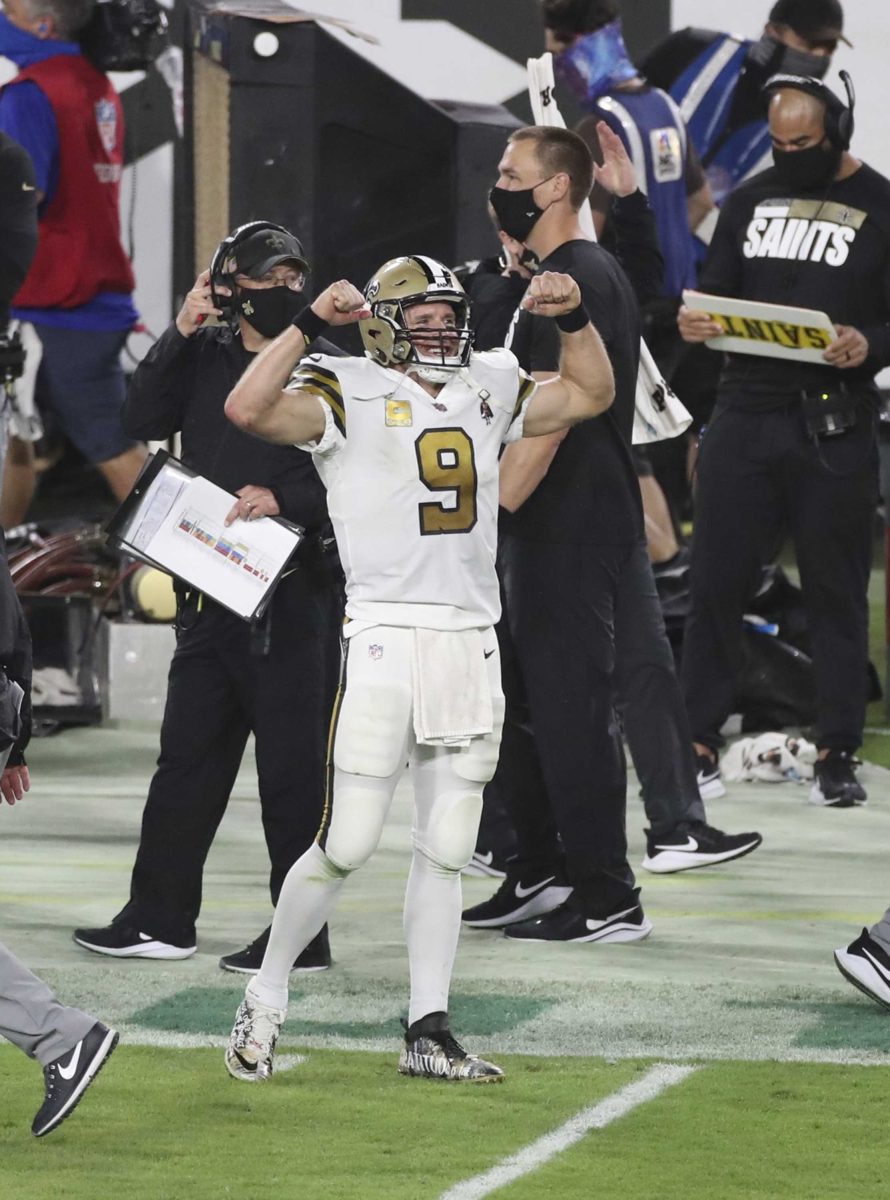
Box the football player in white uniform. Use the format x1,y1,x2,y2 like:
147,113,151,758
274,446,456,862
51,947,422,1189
223,254,613,1083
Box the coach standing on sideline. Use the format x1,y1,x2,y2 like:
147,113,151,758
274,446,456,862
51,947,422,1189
678,75,890,808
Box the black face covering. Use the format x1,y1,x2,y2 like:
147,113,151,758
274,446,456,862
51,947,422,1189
489,181,552,243
237,285,305,339
749,34,830,81
772,139,841,190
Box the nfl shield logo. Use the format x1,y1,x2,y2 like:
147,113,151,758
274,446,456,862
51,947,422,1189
369,643,384,660
95,99,117,154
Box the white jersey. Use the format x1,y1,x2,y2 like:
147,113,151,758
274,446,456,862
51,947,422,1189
290,349,536,631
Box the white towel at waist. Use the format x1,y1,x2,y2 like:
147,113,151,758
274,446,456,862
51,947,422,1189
412,628,493,746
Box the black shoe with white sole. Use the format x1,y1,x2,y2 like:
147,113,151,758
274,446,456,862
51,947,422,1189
504,898,652,944
642,821,762,874
32,1022,119,1137
219,924,331,974
72,921,196,960
834,928,890,1010
462,849,509,879
809,751,867,807
461,871,572,928
695,753,726,801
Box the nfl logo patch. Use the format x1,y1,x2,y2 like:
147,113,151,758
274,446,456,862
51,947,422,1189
369,643,384,660
95,99,117,154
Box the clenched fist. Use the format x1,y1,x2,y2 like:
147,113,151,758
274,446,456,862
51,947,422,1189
521,271,582,318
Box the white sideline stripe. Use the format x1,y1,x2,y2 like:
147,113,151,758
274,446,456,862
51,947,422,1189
439,1063,697,1200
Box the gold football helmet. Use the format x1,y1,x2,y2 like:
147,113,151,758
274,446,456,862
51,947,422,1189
360,255,473,378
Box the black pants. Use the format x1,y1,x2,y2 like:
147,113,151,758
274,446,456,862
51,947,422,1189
492,536,636,917
682,400,878,753
118,570,341,945
614,542,705,836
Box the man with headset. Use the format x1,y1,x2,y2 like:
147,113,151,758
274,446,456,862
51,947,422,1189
678,73,890,806
72,221,342,970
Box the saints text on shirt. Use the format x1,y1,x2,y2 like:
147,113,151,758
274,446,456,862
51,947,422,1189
743,199,868,266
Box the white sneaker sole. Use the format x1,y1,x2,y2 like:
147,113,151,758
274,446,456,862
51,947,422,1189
462,860,508,879
808,784,867,807
73,936,196,960
516,917,654,945
697,775,726,801
641,836,762,874
834,947,890,1010
462,885,573,929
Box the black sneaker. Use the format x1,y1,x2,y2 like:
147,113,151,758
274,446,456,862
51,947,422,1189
461,870,572,928
397,1012,503,1082
809,751,867,807
695,752,726,800
462,849,509,879
504,899,652,944
31,1022,119,1137
641,820,762,874
73,921,195,960
834,928,890,1010
219,924,331,974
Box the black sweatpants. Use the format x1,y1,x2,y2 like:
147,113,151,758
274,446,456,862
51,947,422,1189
118,569,341,945
493,536,637,917
682,400,878,753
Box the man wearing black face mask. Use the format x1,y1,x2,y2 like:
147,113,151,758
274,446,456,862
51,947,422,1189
72,224,344,971
642,0,849,240
677,78,890,808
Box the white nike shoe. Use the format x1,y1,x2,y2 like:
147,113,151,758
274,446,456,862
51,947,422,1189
225,991,286,1082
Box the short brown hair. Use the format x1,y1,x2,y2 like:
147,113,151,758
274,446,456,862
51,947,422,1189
508,126,594,210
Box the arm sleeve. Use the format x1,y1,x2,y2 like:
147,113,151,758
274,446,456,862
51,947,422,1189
267,457,329,531
860,256,890,369
697,196,745,297
122,323,197,440
0,83,58,197
609,189,665,306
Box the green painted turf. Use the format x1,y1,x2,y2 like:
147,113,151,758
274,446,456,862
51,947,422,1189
3,1048,889,1200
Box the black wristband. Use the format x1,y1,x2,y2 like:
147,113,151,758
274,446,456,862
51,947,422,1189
291,305,328,344
555,304,590,333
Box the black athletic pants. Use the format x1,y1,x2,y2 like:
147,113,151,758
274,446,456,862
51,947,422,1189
492,536,637,917
682,399,878,754
118,569,341,946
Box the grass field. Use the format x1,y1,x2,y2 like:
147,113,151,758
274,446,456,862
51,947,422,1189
2,569,890,1197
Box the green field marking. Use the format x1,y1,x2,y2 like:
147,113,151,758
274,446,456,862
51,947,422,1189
130,987,558,1040
725,996,890,1054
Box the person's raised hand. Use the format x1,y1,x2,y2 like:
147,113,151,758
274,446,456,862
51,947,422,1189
310,281,371,326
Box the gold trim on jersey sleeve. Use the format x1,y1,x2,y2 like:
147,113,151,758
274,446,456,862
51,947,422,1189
511,370,536,425
292,365,346,437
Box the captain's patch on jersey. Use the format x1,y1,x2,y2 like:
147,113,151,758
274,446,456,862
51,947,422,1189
743,199,867,266
650,126,683,183
385,398,413,427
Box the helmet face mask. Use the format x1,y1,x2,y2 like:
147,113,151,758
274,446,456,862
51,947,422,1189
361,256,473,380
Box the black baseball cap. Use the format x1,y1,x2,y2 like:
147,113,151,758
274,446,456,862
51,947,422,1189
227,226,309,278
768,0,851,48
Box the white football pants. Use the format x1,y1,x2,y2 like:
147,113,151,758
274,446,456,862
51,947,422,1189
250,625,504,1025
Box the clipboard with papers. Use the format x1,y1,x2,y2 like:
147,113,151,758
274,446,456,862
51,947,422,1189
105,450,304,622
682,290,838,364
